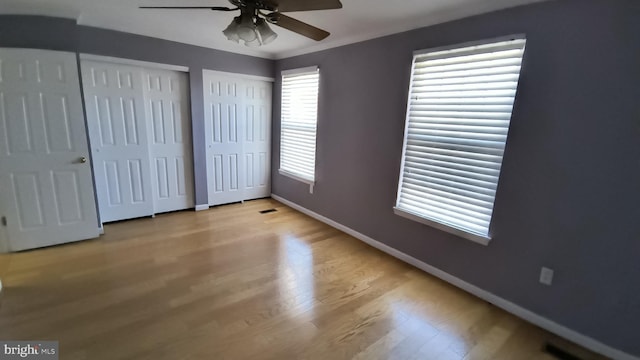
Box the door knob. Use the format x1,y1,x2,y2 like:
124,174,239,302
79,156,87,164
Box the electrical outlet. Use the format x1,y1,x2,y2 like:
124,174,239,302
539,267,554,286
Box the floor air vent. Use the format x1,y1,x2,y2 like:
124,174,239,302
259,209,277,214
544,343,582,360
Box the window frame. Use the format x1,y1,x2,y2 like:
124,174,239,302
394,35,527,246
279,66,320,193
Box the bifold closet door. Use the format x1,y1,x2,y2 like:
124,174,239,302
81,61,154,222
143,69,194,213
82,60,195,222
0,48,99,251
242,80,272,201
203,70,272,207
204,73,245,206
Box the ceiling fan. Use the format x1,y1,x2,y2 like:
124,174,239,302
140,0,343,47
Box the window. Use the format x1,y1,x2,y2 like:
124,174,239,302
395,37,526,245
279,66,320,189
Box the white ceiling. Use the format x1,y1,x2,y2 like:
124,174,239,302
0,0,546,59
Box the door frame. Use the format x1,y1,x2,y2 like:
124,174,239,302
0,180,7,253
79,54,189,73
201,69,274,83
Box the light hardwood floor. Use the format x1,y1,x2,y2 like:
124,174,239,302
0,199,605,360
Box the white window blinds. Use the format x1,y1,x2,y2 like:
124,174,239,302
395,37,526,244
279,66,320,184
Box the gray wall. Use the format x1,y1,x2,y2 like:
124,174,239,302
0,15,274,205
272,0,640,356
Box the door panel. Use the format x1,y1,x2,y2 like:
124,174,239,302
81,61,154,222
128,159,146,203
11,173,45,228
143,69,194,213
42,93,75,152
4,92,33,154
0,48,99,251
51,170,84,224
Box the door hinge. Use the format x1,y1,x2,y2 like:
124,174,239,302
1,216,6,226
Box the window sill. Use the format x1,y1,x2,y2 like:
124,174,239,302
393,207,491,246
278,169,315,193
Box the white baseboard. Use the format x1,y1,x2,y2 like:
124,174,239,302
271,194,638,360
195,204,209,212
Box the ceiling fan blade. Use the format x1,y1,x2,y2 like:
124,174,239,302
268,13,330,41
274,0,342,12
139,6,237,11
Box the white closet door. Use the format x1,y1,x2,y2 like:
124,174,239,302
243,80,271,200
143,69,194,213
0,48,99,251
204,72,246,206
203,71,272,206
81,61,154,222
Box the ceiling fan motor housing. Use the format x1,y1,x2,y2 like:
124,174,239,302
229,0,278,12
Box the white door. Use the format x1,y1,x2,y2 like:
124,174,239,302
204,73,245,206
203,71,272,206
143,69,194,213
81,61,154,222
243,80,271,200
0,48,99,251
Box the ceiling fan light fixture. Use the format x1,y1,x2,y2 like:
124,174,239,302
223,16,241,43
256,18,277,45
236,13,258,42
244,38,262,47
